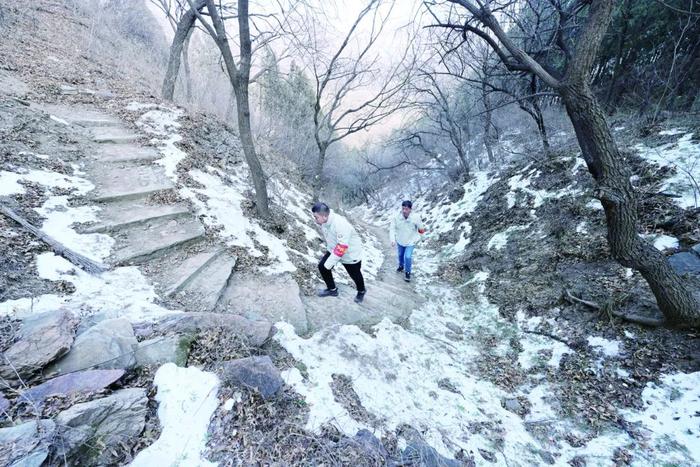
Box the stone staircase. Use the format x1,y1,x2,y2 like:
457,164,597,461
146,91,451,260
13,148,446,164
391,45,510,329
38,103,423,331
42,104,236,314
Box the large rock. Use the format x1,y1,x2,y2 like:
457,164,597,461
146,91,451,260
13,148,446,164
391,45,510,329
340,429,389,462
45,318,137,376
668,252,700,276
0,419,55,467
133,334,192,367
19,369,125,409
0,310,76,381
220,356,283,399
133,312,273,347
54,388,147,465
218,273,309,334
392,427,462,467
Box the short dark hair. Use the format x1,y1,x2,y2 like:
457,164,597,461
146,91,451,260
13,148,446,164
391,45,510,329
311,202,330,215
401,200,412,208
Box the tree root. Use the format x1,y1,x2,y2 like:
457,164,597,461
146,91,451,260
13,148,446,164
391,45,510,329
564,290,665,327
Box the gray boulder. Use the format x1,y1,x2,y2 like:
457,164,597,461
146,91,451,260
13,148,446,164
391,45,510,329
0,310,76,381
218,273,308,334
133,334,192,367
0,419,55,467
668,252,700,276
45,318,137,376
54,388,147,465
220,355,283,399
133,312,273,347
19,369,124,409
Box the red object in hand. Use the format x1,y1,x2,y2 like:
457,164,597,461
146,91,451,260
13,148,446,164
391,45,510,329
418,228,426,234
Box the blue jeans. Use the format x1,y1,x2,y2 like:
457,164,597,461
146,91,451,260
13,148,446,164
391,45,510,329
397,244,415,273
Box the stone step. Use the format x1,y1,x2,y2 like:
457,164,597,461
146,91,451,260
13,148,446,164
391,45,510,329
90,165,174,202
169,252,237,312
36,104,121,127
303,284,417,333
110,216,206,265
93,144,161,163
92,127,141,144
81,200,191,233
162,249,225,297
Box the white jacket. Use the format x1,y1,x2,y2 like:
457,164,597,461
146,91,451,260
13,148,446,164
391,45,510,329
321,212,363,268
389,211,426,246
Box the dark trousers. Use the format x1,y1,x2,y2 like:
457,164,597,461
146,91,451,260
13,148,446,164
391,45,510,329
318,252,365,292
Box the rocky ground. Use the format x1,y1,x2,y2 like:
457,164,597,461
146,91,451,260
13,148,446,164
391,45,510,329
1,1,699,466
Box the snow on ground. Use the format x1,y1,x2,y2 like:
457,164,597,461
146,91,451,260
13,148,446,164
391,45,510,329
636,131,700,209
623,372,700,464
506,169,583,209
640,233,679,251
130,363,220,467
131,105,186,181
487,225,530,251
275,287,543,463
0,167,113,261
587,336,621,357
0,252,174,321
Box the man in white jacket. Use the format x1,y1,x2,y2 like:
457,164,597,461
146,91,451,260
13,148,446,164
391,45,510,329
312,202,366,303
390,200,426,282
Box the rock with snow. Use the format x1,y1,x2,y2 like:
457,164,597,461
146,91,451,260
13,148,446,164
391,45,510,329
0,419,55,467
0,309,77,382
54,388,147,465
19,369,124,408
220,355,283,399
219,273,308,334
133,334,192,367
133,312,273,347
45,318,138,376
668,252,700,276
503,397,524,414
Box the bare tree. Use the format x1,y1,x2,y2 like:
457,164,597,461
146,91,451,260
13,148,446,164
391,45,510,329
428,0,699,325
160,0,204,101
188,0,271,218
151,0,195,102
410,69,473,175
295,0,414,200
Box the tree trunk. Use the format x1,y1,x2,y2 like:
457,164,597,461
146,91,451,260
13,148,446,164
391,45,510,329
182,30,194,104
560,82,699,326
234,84,271,218
532,102,550,154
481,82,495,164
603,0,631,113
312,144,327,202
162,0,204,101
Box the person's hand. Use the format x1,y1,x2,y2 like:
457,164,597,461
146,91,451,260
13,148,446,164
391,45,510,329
391,241,396,247
323,262,334,270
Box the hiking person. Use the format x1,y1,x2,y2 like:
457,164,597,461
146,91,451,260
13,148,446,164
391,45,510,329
390,200,426,282
311,202,367,303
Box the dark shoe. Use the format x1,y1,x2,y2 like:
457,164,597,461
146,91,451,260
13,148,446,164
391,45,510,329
404,272,411,282
354,290,366,304
318,288,339,297
396,266,404,273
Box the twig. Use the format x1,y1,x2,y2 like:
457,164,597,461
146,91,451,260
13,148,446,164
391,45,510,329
564,290,665,327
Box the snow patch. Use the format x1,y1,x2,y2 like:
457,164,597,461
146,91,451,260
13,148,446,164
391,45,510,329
636,132,700,209
487,225,529,250
641,233,679,251
587,336,620,357
0,252,175,322
623,372,700,464
131,363,220,467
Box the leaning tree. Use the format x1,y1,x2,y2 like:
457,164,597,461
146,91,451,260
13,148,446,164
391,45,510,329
427,0,699,326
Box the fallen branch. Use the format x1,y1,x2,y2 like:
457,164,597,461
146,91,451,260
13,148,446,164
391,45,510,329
521,329,574,347
0,204,107,275
564,290,665,327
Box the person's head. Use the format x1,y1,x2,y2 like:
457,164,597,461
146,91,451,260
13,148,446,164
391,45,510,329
401,200,412,217
311,202,331,225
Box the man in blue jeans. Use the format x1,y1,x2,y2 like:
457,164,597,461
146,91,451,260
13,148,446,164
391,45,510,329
389,200,426,282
